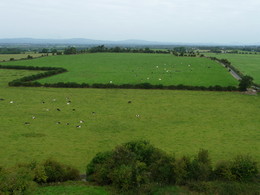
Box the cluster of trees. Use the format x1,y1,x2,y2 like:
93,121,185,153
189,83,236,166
0,48,21,54
88,45,170,54
39,48,62,55
87,140,258,193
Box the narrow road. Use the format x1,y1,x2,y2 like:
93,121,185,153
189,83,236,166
219,62,242,80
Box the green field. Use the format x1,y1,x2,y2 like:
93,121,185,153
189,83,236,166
0,53,238,87
36,183,109,195
203,53,260,84
0,53,44,61
0,69,259,172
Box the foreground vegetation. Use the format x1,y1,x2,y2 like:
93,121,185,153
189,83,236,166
0,53,238,87
0,141,259,194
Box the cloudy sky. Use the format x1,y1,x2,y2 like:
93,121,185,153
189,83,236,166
1,0,260,44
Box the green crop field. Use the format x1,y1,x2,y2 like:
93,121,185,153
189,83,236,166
0,53,238,87
0,53,44,61
0,68,259,172
203,53,260,84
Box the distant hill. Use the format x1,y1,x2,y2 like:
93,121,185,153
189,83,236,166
0,38,258,46
0,38,172,46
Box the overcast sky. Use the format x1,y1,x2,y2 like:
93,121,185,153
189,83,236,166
1,0,260,44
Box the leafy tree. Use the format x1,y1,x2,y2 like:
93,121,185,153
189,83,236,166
239,75,253,91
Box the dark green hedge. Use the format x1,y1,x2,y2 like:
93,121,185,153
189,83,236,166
0,65,239,91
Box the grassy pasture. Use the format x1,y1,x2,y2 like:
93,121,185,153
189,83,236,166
0,53,44,61
0,69,259,172
0,53,238,87
203,53,260,84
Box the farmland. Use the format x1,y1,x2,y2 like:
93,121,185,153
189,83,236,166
0,53,44,61
0,53,238,87
0,68,259,172
203,53,260,84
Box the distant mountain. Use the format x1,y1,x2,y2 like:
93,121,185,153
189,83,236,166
0,38,172,46
0,38,258,46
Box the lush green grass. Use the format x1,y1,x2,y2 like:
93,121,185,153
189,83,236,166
0,53,238,87
0,69,259,172
203,53,260,84
0,53,44,61
36,184,109,195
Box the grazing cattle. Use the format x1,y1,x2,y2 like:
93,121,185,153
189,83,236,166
92,112,95,114
46,109,50,111
136,114,140,118
0,98,4,101
32,116,36,119
57,108,61,111
53,99,56,101
80,120,84,123
128,101,132,104
24,122,30,125
68,100,71,103
42,101,45,104
76,125,81,128
10,101,14,104
56,122,61,124
67,102,70,105
66,123,70,125
72,109,76,111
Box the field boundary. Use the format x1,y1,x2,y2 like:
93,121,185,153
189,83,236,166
0,64,239,91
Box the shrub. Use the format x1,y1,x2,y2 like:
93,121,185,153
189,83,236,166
0,167,36,194
189,149,213,181
214,160,235,181
43,158,80,183
230,155,258,182
86,140,175,192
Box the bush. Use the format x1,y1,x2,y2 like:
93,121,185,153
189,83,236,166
43,158,80,183
0,167,36,194
86,140,175,192
230,155,258,182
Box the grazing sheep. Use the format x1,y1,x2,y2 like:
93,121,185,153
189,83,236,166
46,109,50,111
10,101,14,104
67,102,70,105
136,114,140,118
80,120,84,123
32,116,36,119
57,108,61,111
159,78,162,81
76,125,81,128
52,99,56,101
56,122,61,124
110,81,113,83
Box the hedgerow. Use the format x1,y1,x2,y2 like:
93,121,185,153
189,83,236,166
0,65,239,91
